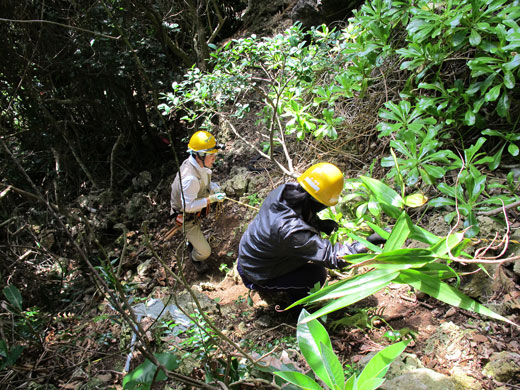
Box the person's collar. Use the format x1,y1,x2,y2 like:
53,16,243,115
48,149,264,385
188,155,211,174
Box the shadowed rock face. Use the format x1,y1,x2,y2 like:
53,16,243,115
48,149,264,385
291,0,364,29
241,0,363,35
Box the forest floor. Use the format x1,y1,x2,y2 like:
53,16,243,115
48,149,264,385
130,187,520,390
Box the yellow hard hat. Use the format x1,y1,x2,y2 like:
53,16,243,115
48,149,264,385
187,130,219,154
297,163,344,206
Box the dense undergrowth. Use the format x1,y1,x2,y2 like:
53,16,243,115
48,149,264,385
2,0,520,389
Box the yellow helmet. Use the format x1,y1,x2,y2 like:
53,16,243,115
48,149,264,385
297,163,344,206
187,130,219,154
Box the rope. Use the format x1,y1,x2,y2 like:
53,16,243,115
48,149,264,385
224,196,260,211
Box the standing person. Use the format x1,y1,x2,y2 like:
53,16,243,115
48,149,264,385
237,163,383,300
170,130,226,273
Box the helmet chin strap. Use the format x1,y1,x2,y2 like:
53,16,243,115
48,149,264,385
195,152,209,168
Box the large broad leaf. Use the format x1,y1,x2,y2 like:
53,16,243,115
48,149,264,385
123,353,180,390
357,340,411,389
395,270,518,326
360,176,403,218
408,224,441,245
274,371,322,390
297,309,334,388
321,341,345,389
296,271,399,323
415,263,458,279
428,233,465,257
383,212,411,252
3,285,22,311
369,248,436,270
345,374,357,390
287,269,399,308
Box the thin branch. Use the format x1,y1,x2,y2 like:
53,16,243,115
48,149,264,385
0,17,120,40
478,200,520,216
224,119,297,178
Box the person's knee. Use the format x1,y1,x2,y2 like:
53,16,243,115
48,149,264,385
192,242,211,261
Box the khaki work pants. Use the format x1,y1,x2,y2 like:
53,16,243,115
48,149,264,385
183,218,211,262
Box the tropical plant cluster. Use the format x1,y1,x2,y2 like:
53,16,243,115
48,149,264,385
161,0,520,236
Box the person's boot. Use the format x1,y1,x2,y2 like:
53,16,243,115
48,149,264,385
187,242,208,273
190,256,209,273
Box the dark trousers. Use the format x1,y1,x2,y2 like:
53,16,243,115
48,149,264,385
237,261,327,301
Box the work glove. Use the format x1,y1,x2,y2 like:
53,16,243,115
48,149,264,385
208,192,226,203
366,227,392,245
347,227,392,254
317,219,339,235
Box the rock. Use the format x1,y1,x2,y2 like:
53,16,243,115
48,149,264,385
476,215,504,239
222,167,250,197
380,368,456,390
257,314,272,328
290,0,324,28
132,171,152,189
125,192,151,220
174,288,219,316
425,214,451,237
450,366,482,390
461,263,500,299
384,353,424,379
482,351,520,382
137,259,153,277
424,322,475,363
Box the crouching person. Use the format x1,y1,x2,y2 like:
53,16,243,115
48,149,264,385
237,163,364,301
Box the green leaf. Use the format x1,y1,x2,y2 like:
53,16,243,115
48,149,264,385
416,263,458,279
422,164,446,179
408,224,441,245
503,71,515,89
371,248,436,270
428,233,465,257
3,285,22,311
508,143,519,156
289,267,391,305
465,109,476,125
358,378,385,390
297,309,334,388
274,371,323,390
345,374,357,390
383,212,410,252
497,92,510,117
503,54,520,71
123,353,180,390
469,29,481,46
395,270,518,326
357,340,410,388
321,341,345,389
296,271,399,323
360,176,403,218
489,144,505,170
484,84,501,102
428,197,455,207
404,193,428,207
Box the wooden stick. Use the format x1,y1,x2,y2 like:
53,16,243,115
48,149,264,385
162,225,180,241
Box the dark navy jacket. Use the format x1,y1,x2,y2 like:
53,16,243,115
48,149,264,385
237,183,349,284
